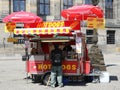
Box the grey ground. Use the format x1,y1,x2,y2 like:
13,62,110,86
0,53,120,90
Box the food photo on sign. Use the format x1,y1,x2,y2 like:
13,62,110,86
5,22,16,32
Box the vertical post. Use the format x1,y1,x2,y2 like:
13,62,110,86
24,37,29,58
24,36,30,83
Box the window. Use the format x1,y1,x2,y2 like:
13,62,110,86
107,30,115,44
63,0,73,9
13,0,25,12
105,0,113,19
38,0,50,16
86,29,94,44
85,0,92,4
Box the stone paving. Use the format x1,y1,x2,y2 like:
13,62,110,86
0,53,120,90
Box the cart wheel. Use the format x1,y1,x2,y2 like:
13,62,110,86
43,73,51,85
32,74,41,83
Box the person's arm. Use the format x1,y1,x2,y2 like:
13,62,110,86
70,46,72,51
61,50,65,60
50,50,53,61
63,46,66,51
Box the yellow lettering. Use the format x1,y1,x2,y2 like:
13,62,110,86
42,21,65,27
56,22,59,27
72,65,76,70
48,22,53,27
43,65,47,70
44,22,48,27
62,64,77,71
37,64,52,70
37,23,43,28
52,22,56,27
66,65,71,70
38,64,42,70
48,64,51,69
62,65,66,70
60,21,64,27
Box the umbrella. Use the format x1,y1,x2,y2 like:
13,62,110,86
2,11,42,23
61,4,103,20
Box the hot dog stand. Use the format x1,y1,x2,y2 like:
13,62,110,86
14,21,91,85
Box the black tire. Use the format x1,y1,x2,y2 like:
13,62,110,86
42,73,51,85
32,74,42,83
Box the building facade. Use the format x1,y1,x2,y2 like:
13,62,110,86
0,0,120,56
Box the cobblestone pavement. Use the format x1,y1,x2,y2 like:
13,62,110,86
0,53,120,90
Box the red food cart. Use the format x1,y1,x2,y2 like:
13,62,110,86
14,21,91,85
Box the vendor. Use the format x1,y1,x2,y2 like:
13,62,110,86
63,42,72,58
63,42,72,52
30,43,38,55
30,47,38,55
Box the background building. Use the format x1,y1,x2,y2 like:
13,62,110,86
0,0,120,58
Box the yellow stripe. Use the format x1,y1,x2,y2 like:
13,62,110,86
25,29,28,34
48,28,51,34
54,28,57,34
66,28,69,33
19,30,22,34
30,30,34,34
14,30,16,34
60,28,63,33
14,27,70,35
36,29,39,34
42,28,45,34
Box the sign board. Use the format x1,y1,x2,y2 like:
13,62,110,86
27,60,78,74
24,21,80,30
87,17,105,29
87,17,96,28
6,22,16,32
75,33,82,54
7,38,18,42
96,18,105,29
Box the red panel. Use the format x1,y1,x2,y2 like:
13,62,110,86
83,61,90,74
26,60,79,74
64,21,80,30
26,61,51,74
62,61,78,73
24,21,80,30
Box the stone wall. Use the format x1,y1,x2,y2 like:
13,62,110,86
0,0,120,57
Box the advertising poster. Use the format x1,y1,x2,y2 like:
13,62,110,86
76,36,82,54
